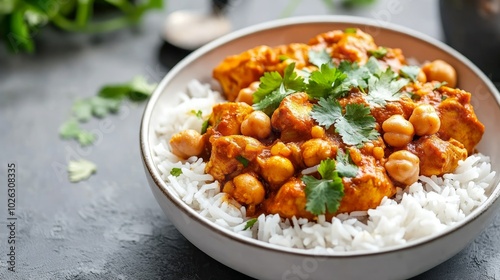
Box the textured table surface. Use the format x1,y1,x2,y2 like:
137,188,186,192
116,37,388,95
1,0,499,279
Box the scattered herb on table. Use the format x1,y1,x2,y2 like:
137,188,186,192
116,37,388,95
59,75,157,182
68,159,97,183
0,0,163,53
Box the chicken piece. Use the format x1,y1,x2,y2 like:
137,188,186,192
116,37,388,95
213,46,278,101
310,28,377,64
337,153,396,214
435,87,484,154
209,102,254,136
212,44,310,101
271,92,314,142
205,135,264,181
262,177,315,220
406,135,467,176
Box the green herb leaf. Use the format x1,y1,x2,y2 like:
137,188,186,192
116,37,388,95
243,218,258,230
344,27,357,34
236,155,250,167
338,60,370,89
335,149,358,177
76,130,96,146
311,98,379,146
90,96,121,118
98,85,130,100
170,167,183,177
308,48,333,68
306,64,348,99
191,110,203,119
279,55,290,62
128,75,157,101
59,119,82,139
68,159,97,183
368,47,388,59
72,99,93,122
400,65,421,82
302,159,344,215
434,81,448,90
252,63,305,114
201,119,210,134
365,68,409,107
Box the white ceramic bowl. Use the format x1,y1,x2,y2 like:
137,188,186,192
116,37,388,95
140,16,500,280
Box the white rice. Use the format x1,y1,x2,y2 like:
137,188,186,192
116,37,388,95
153,80,497,252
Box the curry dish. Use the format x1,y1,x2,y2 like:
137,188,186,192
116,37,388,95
168,28,484,220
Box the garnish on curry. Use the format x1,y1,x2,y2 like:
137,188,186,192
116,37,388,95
168,28,484,220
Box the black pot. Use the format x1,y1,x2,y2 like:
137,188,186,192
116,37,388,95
440,0,500,84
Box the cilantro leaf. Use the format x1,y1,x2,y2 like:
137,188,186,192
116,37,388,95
368,47,388,59
90,96,121,118
191,110,203,119
302,159,344,215
365,68,409,107
98,75,157,102
308,48,333,68
59,119,82,139
128,75,157,101
344,27,357,34
306,64,348,99
76,131,96,146
338,61,370,89
311,98,379,146
59,119,96,146
434,81,448,89
170,167,183,177
335,149,358,177
68,159,97,183
201,119,210,134
252,63,305,115
243,218,258,230
365,56,383,75
400,65,421,82
252,71,284,104
72,99,93,122
236,155,250,167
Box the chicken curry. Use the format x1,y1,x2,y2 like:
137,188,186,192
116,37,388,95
168,28,484,220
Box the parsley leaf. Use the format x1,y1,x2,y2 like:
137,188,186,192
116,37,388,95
252,63,305,114
335,149,358,177
311,98,379,146
170,168,183,177
302,159,344,215
236,155,250,167
368,47,388,59
306,64,348,99
308,48,333,68
400,65,421,82
68,159,97,183
365,68,409,107
243,218,258,230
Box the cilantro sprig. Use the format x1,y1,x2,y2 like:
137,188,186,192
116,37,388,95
252,63,306,115
305,64,348,99
302,150,358,215
311,97,379,146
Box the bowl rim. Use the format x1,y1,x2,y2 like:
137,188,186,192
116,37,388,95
140,15,500,258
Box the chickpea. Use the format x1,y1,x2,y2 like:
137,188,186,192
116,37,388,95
409,104,441,136
259,156,295,185
271,141,292,157
311,125,325,138
417,69,427,83
235,81,260,105
240,111,272,139
373,147,384,160
225,173,265,205
169,129,204,158
301,139,335,167
422,59,457,88
382,115,415,147
385,150,420,186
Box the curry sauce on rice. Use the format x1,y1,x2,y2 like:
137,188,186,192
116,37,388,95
154,28,493,251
